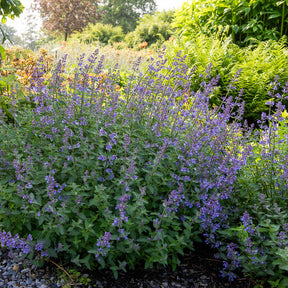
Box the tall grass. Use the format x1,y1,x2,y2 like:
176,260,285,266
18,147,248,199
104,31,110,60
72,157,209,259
41,40,153,74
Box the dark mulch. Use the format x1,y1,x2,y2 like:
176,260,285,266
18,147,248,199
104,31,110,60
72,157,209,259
42,242,268,288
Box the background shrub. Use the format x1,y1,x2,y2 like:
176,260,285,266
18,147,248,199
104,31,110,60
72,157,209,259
173,0,288,47
166,32,288,124
125,10,175,48
2,47,54,87
73,23,124,45
0,47,53,124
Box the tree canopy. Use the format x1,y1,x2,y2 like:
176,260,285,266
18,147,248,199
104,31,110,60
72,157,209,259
0,0,23,22
0,0,24,43
33,0,100,41
100,0,156,33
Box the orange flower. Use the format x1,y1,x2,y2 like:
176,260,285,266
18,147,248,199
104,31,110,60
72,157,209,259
138,41,148,49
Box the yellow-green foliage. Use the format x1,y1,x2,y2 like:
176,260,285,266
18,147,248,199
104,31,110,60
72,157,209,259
238,111,288,200
125,10,175,49
2,47,54,87
0,47,54,123
173,0,288,47
166,31,288,124
73,23,124,45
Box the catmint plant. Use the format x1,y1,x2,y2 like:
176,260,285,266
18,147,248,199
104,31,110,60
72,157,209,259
213,77,288,285
0,48,259,281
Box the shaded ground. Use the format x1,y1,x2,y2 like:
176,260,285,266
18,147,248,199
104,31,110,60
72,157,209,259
41,242,268,288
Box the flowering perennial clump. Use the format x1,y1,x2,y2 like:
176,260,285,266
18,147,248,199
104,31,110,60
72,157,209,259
0,48,287,284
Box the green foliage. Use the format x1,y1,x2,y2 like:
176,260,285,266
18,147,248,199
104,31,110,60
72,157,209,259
0,24,22,46
215,87,288,283
217,200,288,282
166,32,288,124
0,0,23,22
73,23,124,45
0,47,24,124
124,33,136,48
35,31,62,48
125,10,175,48
56,268,92,287
0,103,201,272
0,44,6,61
173,0,288,47
0,0,23,43
227,39,288,122
237,110,288,201
101,0,156,34
218,155,288,283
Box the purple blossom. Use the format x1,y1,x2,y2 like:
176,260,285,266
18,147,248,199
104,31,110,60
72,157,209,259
277,231,287,248
98,155,106,161
97,232,111,248
241,211,255,235
35,241,44,251
109,133,117,144
41,251,49,257
99,127,106,136
163,184,185,216
112,218,121,227
106,144,112,151
115,193,131,221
